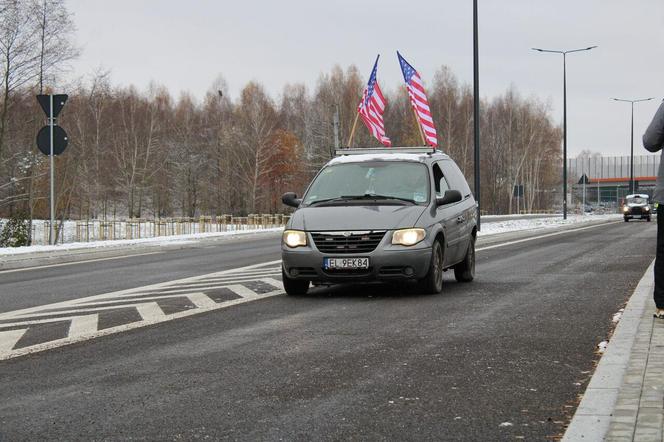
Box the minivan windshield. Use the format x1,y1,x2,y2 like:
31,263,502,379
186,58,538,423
303,161,430,206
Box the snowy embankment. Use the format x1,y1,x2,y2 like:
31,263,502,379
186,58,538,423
0,214,621,256
0,228,284,256
477,214,621,237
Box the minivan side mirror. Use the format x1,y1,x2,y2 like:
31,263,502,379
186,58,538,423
436,189,462,207
282,192,302,208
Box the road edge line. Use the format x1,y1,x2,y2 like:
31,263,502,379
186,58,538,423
562,258,655,441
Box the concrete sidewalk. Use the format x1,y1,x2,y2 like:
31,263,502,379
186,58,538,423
564,260,662,441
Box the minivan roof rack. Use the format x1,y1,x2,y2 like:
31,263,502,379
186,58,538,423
335,147,440,156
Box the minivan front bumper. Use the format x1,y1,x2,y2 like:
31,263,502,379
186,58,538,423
282,232,432,282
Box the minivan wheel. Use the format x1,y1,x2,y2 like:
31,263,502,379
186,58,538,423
282,268,309,296
454,238,475,283
418,239,444,294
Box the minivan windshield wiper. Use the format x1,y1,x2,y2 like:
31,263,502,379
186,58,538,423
306,195,365,206
358,194,417,204
307,194,416,206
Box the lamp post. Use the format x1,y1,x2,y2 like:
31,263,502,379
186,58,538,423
532,46,597,220
611,97,654,194
473,0,480,230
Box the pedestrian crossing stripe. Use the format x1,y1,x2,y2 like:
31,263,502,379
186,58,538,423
0,260,283,361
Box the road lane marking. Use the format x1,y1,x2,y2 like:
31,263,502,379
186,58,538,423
187,293,218,309
134,302,167,322
0,251,164,274
477,221,622,252
68,314,99,338
227,285,261,299
0,260,283,360
0,222,624,360
0,329,27,352
261,278,285,289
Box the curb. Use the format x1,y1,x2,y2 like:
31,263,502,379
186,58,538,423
562,259,656,441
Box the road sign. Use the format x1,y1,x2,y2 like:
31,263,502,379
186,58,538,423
578,174,589,184
36,94,68,118
36,93,69,245
36,125,68,155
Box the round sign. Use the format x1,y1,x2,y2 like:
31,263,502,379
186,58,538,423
36,125,68,155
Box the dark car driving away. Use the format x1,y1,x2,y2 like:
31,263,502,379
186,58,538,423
280,147,477,295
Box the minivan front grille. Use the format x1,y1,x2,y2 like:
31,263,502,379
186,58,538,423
311,231,385,254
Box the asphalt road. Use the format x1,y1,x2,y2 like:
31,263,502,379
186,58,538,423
0,220,656,441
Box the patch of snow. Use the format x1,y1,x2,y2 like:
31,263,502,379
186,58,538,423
329,152,429,164
0,227,283,256
612,309,624,323
598,341,608,353
478,214,621,237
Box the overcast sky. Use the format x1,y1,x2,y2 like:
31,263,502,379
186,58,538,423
66,0,664,157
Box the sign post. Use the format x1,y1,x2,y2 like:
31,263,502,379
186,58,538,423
49,95,54,245
36,94,68,245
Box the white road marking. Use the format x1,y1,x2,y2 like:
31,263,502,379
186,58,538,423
0,251,163,274
226,285,261,299
0,222,622,360
476,221,621,252
261,277,286,289
134,302,166,322
68,314,99,338
187,293,218,309
0,329,27,352
0,260,282,319
0,259,283,360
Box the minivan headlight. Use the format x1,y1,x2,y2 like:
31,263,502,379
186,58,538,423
392,228,426,246
283,230,307,248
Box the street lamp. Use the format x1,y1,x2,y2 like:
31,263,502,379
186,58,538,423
610,97,655,195
532,46,597,220
473,0,480,231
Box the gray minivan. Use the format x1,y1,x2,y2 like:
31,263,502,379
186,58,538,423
281,148,477,295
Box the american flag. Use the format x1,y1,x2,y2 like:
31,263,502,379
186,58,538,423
357,55,391,147
397,51,438,147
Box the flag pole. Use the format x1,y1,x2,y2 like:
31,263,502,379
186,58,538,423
411,107,426,146
347,112,360,147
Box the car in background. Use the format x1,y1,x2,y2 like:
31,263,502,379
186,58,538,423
623,194,651,222
280,147,477,296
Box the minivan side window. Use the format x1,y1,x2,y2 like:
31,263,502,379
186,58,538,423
432,163,451,197
439,160,472,198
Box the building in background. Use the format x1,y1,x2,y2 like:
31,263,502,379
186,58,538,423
567,154,660,208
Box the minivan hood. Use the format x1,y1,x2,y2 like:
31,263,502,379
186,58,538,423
289,205,427,231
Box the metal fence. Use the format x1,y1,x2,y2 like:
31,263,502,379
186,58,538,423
567,154,660,180
28,214,290,245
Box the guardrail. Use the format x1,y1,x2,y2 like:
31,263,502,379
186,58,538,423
31,214,289,245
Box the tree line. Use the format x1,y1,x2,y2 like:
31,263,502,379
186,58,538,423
0,0,563,228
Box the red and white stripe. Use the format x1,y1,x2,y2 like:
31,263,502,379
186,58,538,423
406,73,437,147
358,83,391,147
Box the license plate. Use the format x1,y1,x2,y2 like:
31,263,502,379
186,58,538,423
633,215,642,218
324,257,369,270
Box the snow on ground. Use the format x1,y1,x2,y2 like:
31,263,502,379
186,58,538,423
477,214,621,237
0,228,284,255
0,214,622,256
